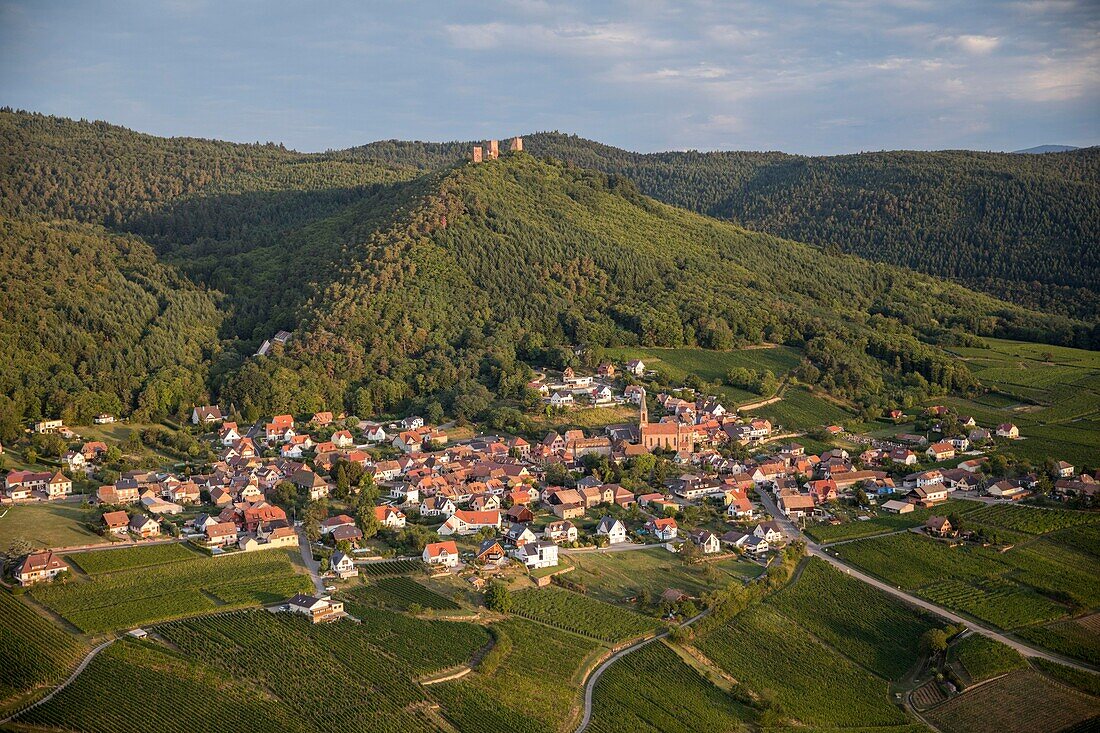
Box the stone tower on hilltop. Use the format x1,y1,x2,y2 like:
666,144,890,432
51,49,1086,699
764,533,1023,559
471,146,483,163
509,136,523,152
487,139,499,159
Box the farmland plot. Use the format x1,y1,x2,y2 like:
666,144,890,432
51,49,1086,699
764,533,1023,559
510,586,659,642
66,542,198,574
962,504,1100,536
924,669,1098,733
949,634,1024,682
0,593,85,703
1017,614,1100,666
349,576,459,610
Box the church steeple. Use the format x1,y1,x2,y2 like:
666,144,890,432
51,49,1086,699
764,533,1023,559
638,386,648,427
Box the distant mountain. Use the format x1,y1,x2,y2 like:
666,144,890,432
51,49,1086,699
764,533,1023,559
1013,145,1080,154
0,110,1095,425
353,133,1100,320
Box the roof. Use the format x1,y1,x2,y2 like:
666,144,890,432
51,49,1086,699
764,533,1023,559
19,551,67,574
424,540,459,558
102,510,129,527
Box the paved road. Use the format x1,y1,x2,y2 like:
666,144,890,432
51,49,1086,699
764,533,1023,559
297,529,326,595
756,485,1097,673
575,609,709,733
0,638,116,725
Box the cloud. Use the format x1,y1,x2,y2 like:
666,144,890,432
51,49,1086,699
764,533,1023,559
442,21,676,57
952,34,1001,54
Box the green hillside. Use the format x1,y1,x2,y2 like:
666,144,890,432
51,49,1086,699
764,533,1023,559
353,133,1100,320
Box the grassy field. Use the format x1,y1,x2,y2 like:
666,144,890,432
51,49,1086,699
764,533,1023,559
939,338,1100,466
529,404,640,432
32,551,311,632
605,345,802,387
949,634,1025,683
564,547,760,607
695,604,910,727
924,668,1098,733
806,499,982,544
769,558,935,679
429,618,602,733
510,586,660,642
748,385,855,430
0,502,99,549
0,592,86,706
587,641,754,733
834,532,1091,630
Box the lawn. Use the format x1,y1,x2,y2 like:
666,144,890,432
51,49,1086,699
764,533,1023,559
564,547,758,607
587,641,754,733
0,502,99,549
924,669,1098,733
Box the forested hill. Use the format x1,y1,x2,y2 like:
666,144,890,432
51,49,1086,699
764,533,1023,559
352,133,1100,320
0,110,1095,427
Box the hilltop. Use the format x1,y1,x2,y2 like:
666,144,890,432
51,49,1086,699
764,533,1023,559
353,133,1100,320
0,110,1095,426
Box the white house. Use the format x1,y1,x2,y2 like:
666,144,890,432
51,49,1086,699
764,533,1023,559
374,505,407,529
550,391,574,408
688,529,721,554
420,496,457,518
753,522,783,544
596,516,628,544
513,540,558,569
625,359,646,376
438,509,501,536
423,540,459,567
366,425,388,443
330,551,358,579
996,423,1020,439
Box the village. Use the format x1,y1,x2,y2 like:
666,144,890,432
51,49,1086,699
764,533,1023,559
4,357,1094,603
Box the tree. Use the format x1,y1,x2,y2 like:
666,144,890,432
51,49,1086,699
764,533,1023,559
356,503,381,540
484,581,512,613
679,539,702,565
922,628,949,653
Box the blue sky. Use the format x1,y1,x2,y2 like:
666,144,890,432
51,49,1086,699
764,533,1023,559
1,0,1097,154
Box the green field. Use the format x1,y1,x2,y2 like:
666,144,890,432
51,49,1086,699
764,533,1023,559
696,604,909,727
962,504,1100,536
347,576,459,611
749,385,855,430
834,532,1090,630
0,592,85,705
31,551,311,632
940,338,1100,466
564,546,759,607
587,641,753,733
1016,615,1100,665
806,499,982,544
510,586,660,642
359,558,425,576
769,558,934,679
949,633,1025,682
429,618,601,733
67,543,199,574
0,502,99,549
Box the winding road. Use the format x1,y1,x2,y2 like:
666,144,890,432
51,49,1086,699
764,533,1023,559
755,488,1097,673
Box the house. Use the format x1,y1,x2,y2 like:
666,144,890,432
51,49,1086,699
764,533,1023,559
881,499,914,514
331,430,354,448
94,413,115,424
438,509,501,536
374,505,407,529
102,510,131,535
925,516,954,537
44,471,72,499
726,492,755,519
948,436,970,452
591,385,614,404
420,496,457,518
330,525,363,545
958,458,987,473
15,551,69,585
597,362,616,378
128,514,160,538
890,448,919,465
543,520,578,544
205,521,239,546
34,419,64,434
505,522,538,546
286,593,345,623
647,517,678,541
720,530,751,549
504,504,534,524
779,494,816,520
321,514,356,535
968,428,992,443
625,359,646,376
401,416,425,430
926,442,956,461
688,529,721,554
996,423,1020,439
550,391,574,408
330,551,358,579
744,535,770,555
365,425,388,443
514,540,558,569
1055,461,1075,478
753,522,783,544
477,539,507,565
596,516,628,544
191,406,223,424
624,385,646,404
908,485,948,507
987,479,1030,500
423,540,459,567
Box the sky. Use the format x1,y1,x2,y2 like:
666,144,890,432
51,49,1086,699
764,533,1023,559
1,0,1097,155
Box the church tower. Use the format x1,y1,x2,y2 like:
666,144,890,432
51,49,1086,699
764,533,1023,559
638,386,648,427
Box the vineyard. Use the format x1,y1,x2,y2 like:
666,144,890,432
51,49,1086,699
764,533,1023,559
1001,540,1100,608
31,551,311,632
347,576,459,610
18,640,312,733
1051,523,1100,558
1017,615,1100,665
920,578,1066,629
769,558,934,679
66,542,198,574
587,641,753,733
924,669,1099,733
695,604,909,727
359,558,425,576
949,634,1024,682
336,604,489,675
0,592,85,704
430,618,600,733
510,586,660,642
836,532,1011,590
962,504,1100,536
806,500,981,544
1032,659,1100,697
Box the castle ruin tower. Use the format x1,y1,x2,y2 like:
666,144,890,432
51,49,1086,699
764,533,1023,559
509,136,524,152
471,146,483,163
487,139,499,159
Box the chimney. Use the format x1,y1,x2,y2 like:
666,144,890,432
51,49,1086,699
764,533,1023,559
471,146,483,163
509,136,524,152
487,139,499,159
